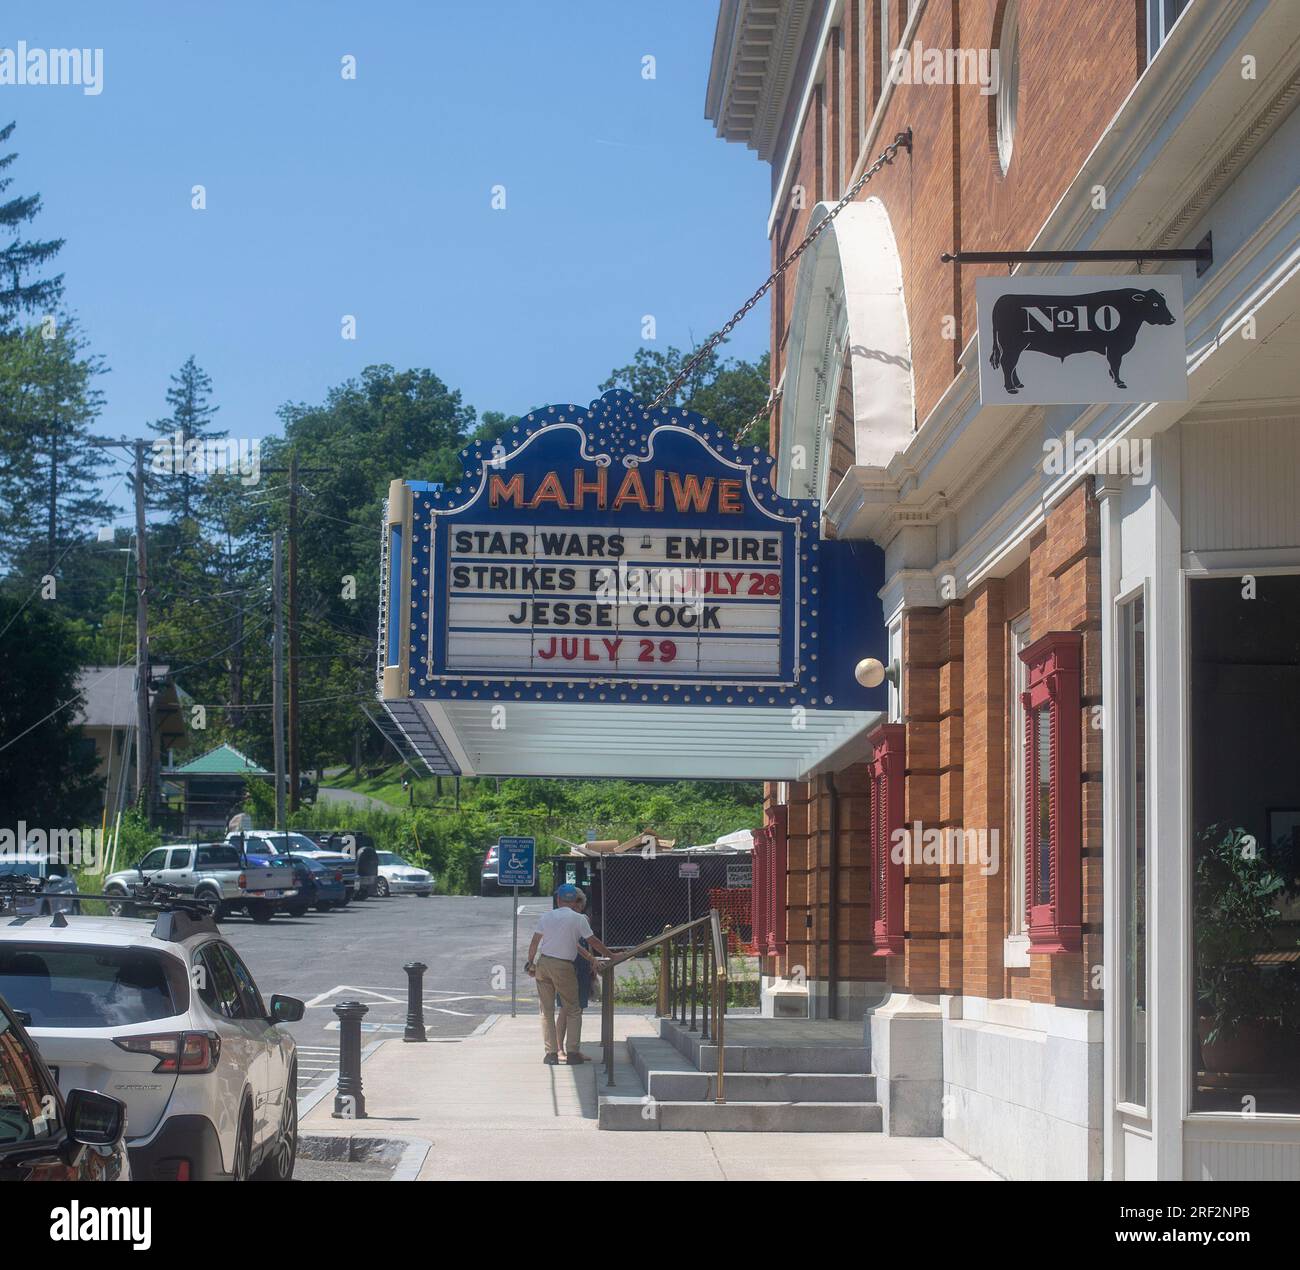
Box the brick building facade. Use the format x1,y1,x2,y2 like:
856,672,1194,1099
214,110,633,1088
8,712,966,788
711,0,1300,1178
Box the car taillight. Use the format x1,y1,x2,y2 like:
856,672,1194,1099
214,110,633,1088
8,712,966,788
113,1031,221,1074
334,870,343,883
237,873,246,889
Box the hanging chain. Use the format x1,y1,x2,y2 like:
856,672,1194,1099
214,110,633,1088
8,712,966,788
648,129,912,415
736,386,782,445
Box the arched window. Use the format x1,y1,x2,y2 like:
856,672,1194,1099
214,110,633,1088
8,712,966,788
995,0,1020,175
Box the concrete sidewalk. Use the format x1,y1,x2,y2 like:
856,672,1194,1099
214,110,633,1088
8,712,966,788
301,1013,1000,1181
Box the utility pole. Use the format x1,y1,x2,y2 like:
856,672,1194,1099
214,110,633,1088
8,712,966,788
272,530,287,831
261,456,329,811
132,440,153,818
287,450,300,812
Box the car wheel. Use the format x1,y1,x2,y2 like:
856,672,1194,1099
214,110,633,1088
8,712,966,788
105,886,134,918
315,902,332,913
253,1067,297,1182
196,889,223,919
375,877,390,898
232,1104,254,1181
286,904,309,918
249,902,275,924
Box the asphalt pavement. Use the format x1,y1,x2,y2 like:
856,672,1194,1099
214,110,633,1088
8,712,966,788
220,892,557,1094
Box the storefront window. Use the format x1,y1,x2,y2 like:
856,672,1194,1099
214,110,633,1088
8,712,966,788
1146,0,1191,64
1190,574,1300,1114
1119,594,1147,1108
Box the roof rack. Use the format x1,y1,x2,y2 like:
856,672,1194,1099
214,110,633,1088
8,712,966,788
0,876,45,901
2,878,220,942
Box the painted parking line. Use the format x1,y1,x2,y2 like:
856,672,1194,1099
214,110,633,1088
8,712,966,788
303,983,510,1009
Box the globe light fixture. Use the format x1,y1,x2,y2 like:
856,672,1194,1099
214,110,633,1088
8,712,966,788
855,657,900,689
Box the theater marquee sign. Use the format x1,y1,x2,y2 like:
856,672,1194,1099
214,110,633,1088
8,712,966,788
378,390,884,779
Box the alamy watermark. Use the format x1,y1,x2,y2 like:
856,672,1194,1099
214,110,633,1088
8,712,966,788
151,432,262,486
888,41,1000,95
0,824,105,874
891,822,1000,876
1043,429,1151,486
0,43,103,96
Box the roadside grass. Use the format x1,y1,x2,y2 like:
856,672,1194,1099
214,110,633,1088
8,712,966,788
320,765,411,807
612,950,760,1008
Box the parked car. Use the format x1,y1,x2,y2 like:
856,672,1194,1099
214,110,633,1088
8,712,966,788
0,990,129,1181
0,906,304,1180
0,852,79,916
375,852,434,897
315,831,379,899
281,856,347,915
104,842,298,923
479,844,499,895
228,831,356,905
479,845,540,896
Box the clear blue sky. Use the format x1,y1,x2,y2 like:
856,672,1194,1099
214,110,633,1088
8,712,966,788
6,0,770,463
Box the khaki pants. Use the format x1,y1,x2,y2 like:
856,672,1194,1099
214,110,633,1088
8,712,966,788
535,955,582,1055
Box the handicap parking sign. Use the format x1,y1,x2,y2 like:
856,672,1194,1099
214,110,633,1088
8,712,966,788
498,836,536,887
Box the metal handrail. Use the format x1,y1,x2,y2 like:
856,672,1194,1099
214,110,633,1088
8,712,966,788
598,910,729,1103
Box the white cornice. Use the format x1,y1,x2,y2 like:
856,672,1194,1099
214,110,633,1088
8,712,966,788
706,0,821,162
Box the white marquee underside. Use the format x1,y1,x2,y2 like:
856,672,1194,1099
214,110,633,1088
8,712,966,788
381,698,882,781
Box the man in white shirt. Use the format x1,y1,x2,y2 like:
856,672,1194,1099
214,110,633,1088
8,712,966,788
525,884,612,1064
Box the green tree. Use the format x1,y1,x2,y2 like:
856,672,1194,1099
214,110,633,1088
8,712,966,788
148,355,224,525
0,318,112,571
0,597,101,826
227,364,478,771
0,121,64,326
600,345,771,447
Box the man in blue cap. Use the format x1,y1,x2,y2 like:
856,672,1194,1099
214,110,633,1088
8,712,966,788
525,884,612,1064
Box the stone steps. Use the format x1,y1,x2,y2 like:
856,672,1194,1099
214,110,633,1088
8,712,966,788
629,1036,877,1102
598,1095,883,1132
597,1019,882,1132
660,1017,872,1073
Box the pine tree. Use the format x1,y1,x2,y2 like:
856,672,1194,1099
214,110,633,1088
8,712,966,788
0,121,64,327
148,355,224,524
0,318,112,570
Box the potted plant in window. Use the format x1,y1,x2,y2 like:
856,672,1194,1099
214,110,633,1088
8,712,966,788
1194,824,1300,1079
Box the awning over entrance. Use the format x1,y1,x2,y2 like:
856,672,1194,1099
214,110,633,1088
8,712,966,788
384,698,882,780
378,391,888,781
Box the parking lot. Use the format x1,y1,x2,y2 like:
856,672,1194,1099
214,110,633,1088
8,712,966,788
220,892,556,1095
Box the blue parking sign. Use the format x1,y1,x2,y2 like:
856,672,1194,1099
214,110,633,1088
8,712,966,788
498,836,536,887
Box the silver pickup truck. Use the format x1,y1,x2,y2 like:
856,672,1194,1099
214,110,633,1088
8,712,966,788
227,830,357,904
103,841,298,923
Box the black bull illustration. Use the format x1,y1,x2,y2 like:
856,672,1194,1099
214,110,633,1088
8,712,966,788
989,287,1176,393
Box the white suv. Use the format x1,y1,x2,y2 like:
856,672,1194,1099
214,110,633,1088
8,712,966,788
0,905,303,1181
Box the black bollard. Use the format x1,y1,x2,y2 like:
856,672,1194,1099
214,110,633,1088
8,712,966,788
332,999,368,1119
403,961,428,1042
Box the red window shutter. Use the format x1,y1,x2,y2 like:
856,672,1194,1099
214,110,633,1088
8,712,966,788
767,804,788,957
868,723,906,956
751,820,770,959
1019,631,1083,954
